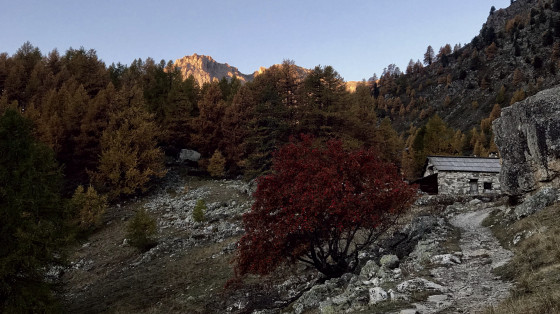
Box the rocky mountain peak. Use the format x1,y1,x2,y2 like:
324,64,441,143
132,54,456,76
173,54,253,86
174,54,359,91
484,0,539,31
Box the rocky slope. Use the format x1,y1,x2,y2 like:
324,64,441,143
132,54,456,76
57,168,517,313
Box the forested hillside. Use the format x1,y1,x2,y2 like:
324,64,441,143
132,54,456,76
0,48,406,194
374,0,560,177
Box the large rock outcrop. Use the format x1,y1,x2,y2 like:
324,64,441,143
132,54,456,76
493,86,560,195
173,54,253,85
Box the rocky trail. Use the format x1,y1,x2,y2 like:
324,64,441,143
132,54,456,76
411,203,513,313
279,198,515,314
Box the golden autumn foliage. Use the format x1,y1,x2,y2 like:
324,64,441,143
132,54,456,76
510,88,526,105
92,86,166,200
70,185,107,232
208,150,226,177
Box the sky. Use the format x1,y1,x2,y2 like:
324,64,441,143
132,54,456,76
1,0,511,82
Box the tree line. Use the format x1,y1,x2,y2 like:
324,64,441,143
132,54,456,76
0,43,409,196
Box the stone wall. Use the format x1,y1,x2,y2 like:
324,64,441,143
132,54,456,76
437,171,501,195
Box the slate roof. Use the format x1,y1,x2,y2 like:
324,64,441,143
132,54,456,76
427,156,501,173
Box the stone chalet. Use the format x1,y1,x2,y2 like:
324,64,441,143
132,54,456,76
414,156,501,195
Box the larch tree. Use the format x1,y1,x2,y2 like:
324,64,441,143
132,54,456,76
92,85,166,200
424,45,435,65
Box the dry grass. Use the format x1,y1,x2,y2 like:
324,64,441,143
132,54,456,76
484,203,560,314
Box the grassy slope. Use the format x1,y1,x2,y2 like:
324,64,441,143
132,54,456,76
484,203,560,314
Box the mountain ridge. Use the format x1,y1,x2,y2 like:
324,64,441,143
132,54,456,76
173,53,361,89
173,53,254,85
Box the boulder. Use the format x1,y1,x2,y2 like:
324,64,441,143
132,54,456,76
382,215,440,259
379,254,400,269
493,86,560,195
396,278,448,294
293,276,347,314
368,287,388,304
178,149,201,162
430,254,461,266
514,187,558,219
359,260,380,280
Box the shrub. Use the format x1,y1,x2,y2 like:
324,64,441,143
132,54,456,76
126,209,157,251
70,185,108,232
207,150,226,177
193,199,207,222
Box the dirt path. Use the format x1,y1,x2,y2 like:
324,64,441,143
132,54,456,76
414,206,513,313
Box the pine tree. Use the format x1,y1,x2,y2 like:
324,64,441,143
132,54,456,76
192,199,207,222
220,85,253,173
513,68,524,86
372,117,403,167
0,110,66,312
126,209,157,251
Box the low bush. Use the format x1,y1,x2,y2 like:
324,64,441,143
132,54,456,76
126,209,157,251
193,199,207,222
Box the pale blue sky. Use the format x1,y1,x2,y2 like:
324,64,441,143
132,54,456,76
1,0,510,81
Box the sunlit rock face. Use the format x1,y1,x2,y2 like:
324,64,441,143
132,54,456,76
174,54,312,87
493,86,560,195
173,54,253,85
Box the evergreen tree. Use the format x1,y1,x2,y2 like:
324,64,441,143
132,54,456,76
0,110,66,312
190,82,226,157
220,85,252,173
510,88,526,104
424,45,435,65
298,65,349,139
242,63,295,178
496,85,507,104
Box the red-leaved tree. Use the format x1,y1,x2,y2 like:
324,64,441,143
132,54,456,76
233,135,417,279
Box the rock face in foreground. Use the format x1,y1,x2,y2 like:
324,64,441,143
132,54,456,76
493,86,560,195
